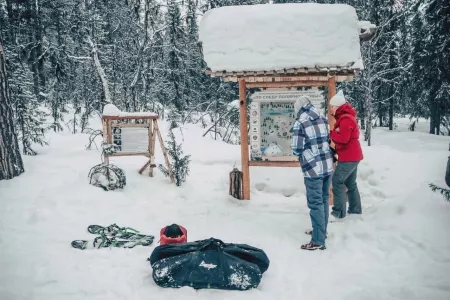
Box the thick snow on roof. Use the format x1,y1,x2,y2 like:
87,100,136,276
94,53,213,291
199,3,363,73
102,104,157,118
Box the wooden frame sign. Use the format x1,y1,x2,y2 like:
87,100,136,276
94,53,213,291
102,105,175,183
199,2,376,200
236,76,338,200
249,88,326,162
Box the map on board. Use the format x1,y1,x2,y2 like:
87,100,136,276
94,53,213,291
249,89,326,161
112,127,148,152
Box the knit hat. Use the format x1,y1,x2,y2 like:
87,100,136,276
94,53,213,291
329,90,346,107
294,96,311,112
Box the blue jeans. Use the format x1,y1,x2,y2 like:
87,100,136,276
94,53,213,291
304,175,332,246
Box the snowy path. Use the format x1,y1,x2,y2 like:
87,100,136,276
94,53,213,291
1,122,450,300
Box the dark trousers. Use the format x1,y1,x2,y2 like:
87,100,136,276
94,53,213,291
331,162,362,218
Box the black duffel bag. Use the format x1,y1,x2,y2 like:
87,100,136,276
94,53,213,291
148,237,270,290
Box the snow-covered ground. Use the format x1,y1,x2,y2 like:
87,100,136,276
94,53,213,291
1,116,449,300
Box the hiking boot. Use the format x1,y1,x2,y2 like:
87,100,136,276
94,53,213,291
301,242,326,251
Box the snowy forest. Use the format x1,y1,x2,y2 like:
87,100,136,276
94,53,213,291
0,0,448,159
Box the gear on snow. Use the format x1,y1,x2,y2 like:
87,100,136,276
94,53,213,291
71,224,154,250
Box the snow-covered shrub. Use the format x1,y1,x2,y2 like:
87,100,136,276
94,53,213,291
85,129,103,150
158,129,191,186
428,157,450,201
87,142,126,191
88,163,126,191
101,143,120,158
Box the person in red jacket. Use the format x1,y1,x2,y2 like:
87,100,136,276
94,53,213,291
329,91,363,220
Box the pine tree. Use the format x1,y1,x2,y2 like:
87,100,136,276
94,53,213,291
185,0,206,109
423,0,450,135
406,1,429,121
158,130,191,186
429,184,450,201
163,0,188,112
0,42,25,181
9,60,49,155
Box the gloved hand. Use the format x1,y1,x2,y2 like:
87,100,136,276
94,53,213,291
329,143,338,163
331,151,338,163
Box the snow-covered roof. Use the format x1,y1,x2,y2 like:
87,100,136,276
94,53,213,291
102,104,158,119
199,3,364,75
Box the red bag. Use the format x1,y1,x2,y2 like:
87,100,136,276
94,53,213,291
159,224,187,245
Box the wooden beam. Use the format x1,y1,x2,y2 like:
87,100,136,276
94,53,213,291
246,75,331,82
327,76,337,206
239,79,251,200
147,119,154,177
102,119,109,164
106,120,113,144
103,115,158,120
139,160,152,175
249,161,299,167
206,69,357,79
111,123,149,128
327,77,337,136
225,75,354,83
149,119,156,176
154,119,175,184
106,119,113,166
246,81,328,89
108,152,150,157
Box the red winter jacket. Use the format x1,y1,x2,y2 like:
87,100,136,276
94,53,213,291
330,103,364,162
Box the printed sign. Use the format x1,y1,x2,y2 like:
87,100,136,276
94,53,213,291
249,89,326,161
112,127,148,152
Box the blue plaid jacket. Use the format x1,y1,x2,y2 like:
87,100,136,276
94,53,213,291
291,104,333,178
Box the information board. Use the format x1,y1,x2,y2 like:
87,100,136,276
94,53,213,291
249,89,325,161
112,127,148,152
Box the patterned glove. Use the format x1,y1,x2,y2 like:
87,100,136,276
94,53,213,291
329,143,338,163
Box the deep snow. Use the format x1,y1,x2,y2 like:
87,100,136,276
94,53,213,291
199,3,363,72
0,116,450,300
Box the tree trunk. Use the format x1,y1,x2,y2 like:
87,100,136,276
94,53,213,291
389,97,394,130
378,102,383,127
360,98,366,130
429,101,440,135
87,35,112,104
0,43,25,181
429,101,435,134
436,101,441,135
365,86,373,146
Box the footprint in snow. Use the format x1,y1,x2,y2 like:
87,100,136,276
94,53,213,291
255,182,266,191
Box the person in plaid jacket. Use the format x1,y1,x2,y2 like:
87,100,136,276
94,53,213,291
291,96,334,251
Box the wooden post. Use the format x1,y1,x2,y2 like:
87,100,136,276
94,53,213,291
238,79,250,200
104,120,113,164
154,119,175,184
148,119,154,177
150,119,156,176
138,160,151,175
327,76,337,131
327,76,337,206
